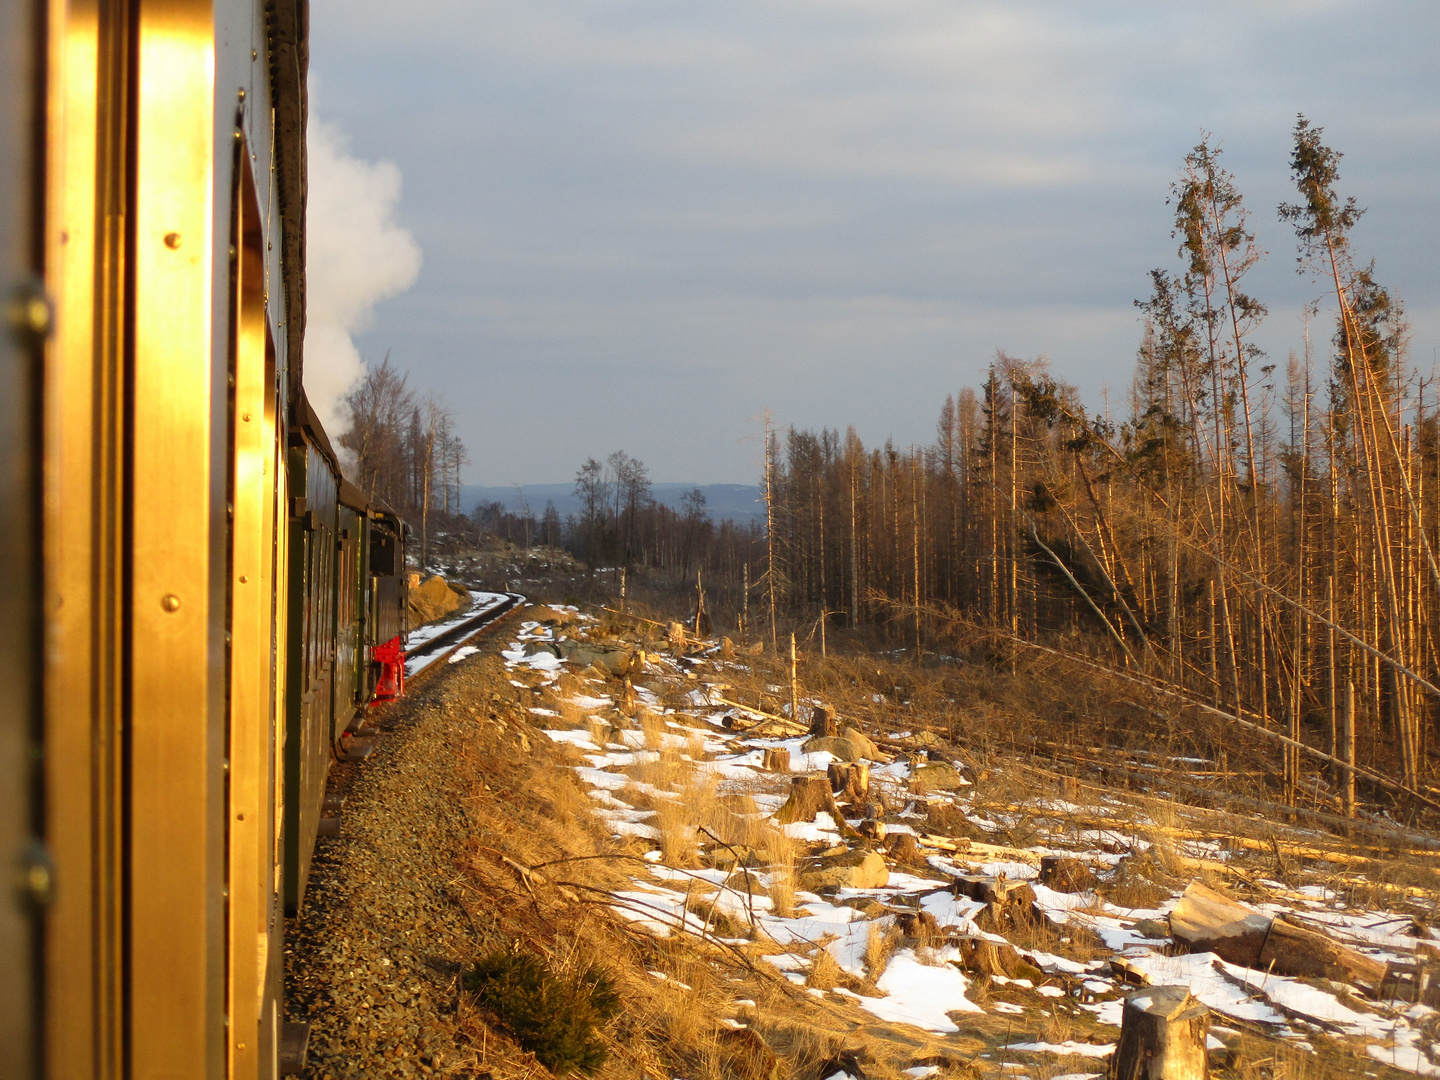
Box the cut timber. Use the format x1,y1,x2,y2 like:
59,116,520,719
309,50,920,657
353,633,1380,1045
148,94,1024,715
828,761,870,802
1260,916,1388,994
1112,986,1209,1080
810,703,838,737
761,747,791,772
1169,882,1270,968
711,695,807,734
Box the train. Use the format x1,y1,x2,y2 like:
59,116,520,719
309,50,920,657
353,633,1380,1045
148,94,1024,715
0,1,413,1076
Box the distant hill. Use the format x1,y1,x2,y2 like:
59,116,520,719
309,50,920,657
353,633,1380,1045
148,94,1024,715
459,483,764,523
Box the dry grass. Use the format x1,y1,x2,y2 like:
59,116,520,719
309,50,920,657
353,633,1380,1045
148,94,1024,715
767,845,797,918
806,947,842,990
655,795,700,868
865,920,897,982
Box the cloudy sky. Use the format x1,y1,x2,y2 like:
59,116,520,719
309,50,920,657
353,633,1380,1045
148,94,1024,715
305,0,1439,486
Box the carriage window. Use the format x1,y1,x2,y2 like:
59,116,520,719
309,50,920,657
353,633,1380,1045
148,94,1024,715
371,532,396,576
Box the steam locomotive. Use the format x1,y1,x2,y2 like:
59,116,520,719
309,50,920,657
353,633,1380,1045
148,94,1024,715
0,1,410,1076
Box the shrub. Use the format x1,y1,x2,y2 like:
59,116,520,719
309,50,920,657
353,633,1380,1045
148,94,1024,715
463,948,620,1076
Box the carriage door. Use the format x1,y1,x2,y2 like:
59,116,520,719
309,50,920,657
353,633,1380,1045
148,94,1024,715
0,0,46,1074
226,142,284,1080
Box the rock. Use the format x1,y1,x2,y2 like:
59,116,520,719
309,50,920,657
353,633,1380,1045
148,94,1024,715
1134,918,1170,940
525,605,578,627
707,845,761,870
908,730,946,749
800,849,889,891
555,640,640,677
910,762,965,791
408,575,469,625
839,726,883,761
803,735,872,762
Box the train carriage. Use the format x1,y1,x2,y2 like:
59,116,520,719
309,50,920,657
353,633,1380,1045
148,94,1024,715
0,0,413,1077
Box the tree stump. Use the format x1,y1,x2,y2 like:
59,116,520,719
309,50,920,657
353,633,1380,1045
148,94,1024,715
762,747,791,772
1039,855,1098,893
809,704,838,738
1111,986,1209,1080
857,818,886,841
885,832,925,865
827,761,870,802
774,776,858,838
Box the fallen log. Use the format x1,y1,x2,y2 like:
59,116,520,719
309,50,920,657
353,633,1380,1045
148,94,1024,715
1260,916,1388,994
1169,882,1271,968
1112,986,1209,1080
1171,881,1391,995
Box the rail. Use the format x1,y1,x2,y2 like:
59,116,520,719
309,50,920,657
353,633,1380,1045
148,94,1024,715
403,591,526,677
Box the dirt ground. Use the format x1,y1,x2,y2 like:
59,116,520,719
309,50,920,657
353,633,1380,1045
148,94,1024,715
285,616,877,1080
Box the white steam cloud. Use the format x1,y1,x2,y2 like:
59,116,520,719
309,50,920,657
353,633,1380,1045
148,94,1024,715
303,116,422,435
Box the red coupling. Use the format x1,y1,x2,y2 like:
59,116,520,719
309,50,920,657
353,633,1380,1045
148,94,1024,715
372,634,405,703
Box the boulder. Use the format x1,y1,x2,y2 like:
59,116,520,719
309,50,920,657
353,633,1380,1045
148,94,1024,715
526,605,579,627
803,735,881,762
707,844,761,870
910,762,965,791
556,639,641,677
839,726,883,760
408,574,469,625
800,849,889,891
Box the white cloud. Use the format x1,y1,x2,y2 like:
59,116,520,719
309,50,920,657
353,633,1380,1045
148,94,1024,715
303,116,423,434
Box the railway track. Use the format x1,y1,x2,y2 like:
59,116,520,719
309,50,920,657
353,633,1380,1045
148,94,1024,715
403,591,527,680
